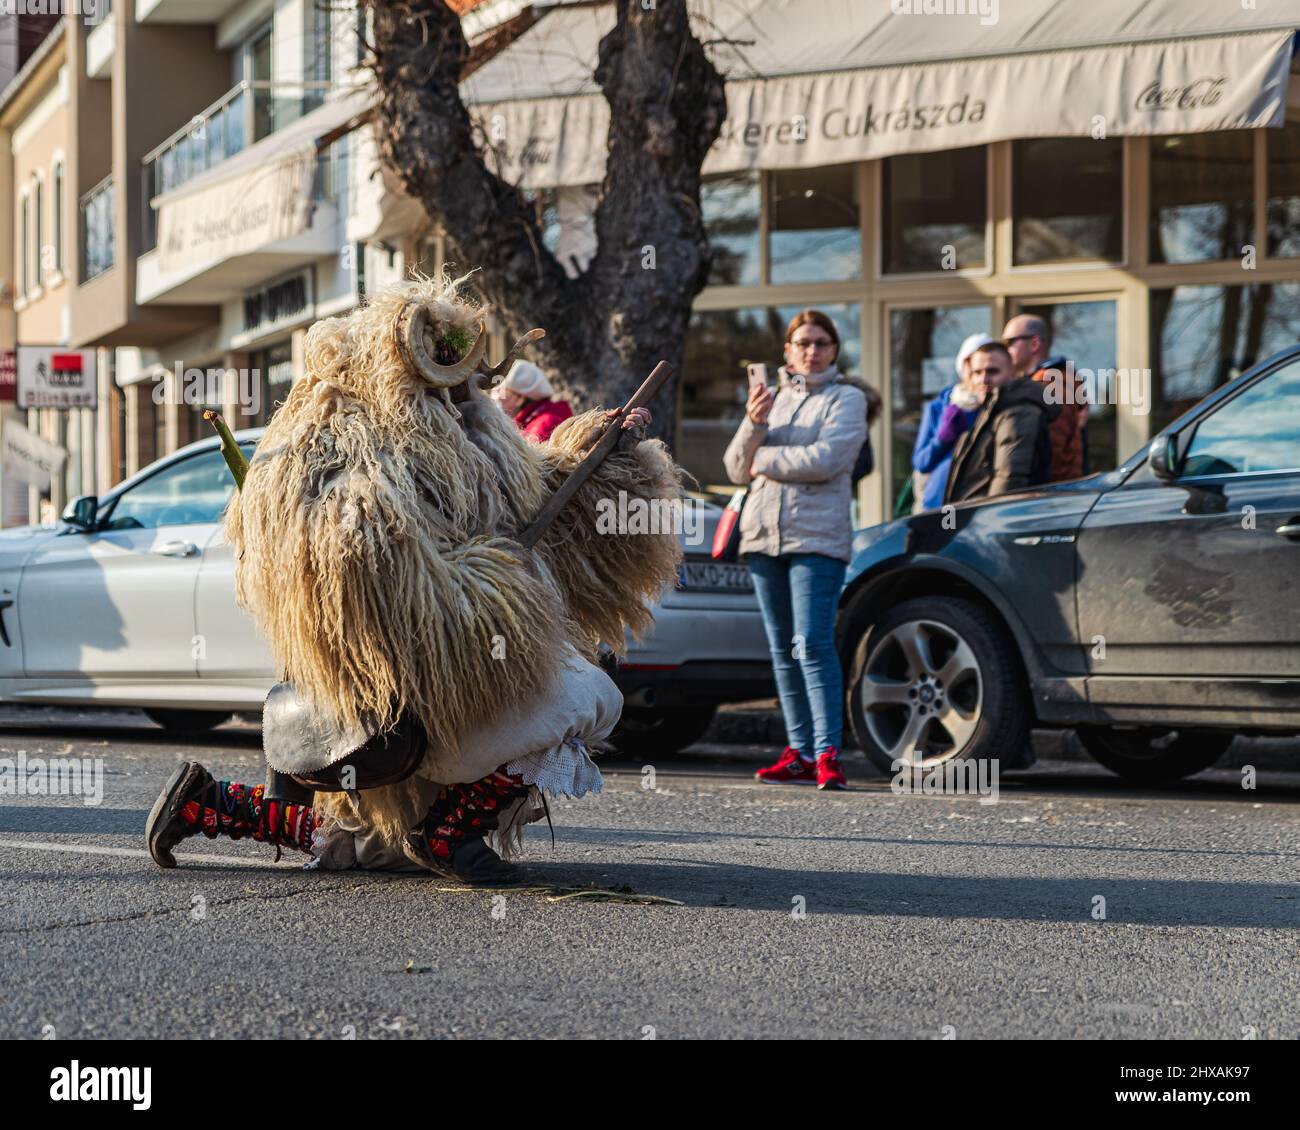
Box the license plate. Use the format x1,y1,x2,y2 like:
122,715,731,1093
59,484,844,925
677,560,753,592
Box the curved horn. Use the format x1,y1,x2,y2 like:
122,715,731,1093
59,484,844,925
479,327,547,381
394,304,488,387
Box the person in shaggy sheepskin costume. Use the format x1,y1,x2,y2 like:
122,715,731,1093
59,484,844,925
145,273,685,883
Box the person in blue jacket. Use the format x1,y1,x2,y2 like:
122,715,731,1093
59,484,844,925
912,332,991,512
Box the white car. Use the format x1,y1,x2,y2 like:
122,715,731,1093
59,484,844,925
0,429,771,751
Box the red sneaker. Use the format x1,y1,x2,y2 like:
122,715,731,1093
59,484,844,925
755,747,816,784
815,748,848,791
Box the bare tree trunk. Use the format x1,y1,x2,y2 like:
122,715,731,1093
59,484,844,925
364,0,726,447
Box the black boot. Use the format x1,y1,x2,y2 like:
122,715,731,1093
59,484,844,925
146,762,218,868
406,772,530,884
145,762,318,868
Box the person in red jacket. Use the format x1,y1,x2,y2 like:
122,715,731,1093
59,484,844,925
493,359,574,442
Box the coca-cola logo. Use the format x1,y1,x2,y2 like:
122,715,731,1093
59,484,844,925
1136,76,1227,112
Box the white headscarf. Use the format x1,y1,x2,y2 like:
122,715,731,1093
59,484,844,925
495,359,552,401
955,332,995,376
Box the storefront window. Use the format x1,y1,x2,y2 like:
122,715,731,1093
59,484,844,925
151,390,166,467
680,302,862,493
1148,283,1300,434
882,146,986,274
768,165,861,284
888,305,991,511
1013,139,1123,264
176,370,228,448
1015,299,1119,474
1266,123,1300,258
1149,132,1253,265
250,343,295,427
702,171,760,286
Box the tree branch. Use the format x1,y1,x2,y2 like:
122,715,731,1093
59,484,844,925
365,1,571,333
363,0,726,444
587,0,726,366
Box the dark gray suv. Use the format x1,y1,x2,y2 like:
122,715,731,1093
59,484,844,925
837,346,1300,783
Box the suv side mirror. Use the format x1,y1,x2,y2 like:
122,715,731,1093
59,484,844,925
1148,434,1179,484
61,494,99,531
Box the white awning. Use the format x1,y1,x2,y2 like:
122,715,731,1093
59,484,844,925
155,88,372,274
462,0,1298,189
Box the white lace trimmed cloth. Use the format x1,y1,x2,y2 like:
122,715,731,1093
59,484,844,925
507,735,604,799
418,648,623,788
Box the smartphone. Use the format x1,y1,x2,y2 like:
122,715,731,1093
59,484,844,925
746,363,771,396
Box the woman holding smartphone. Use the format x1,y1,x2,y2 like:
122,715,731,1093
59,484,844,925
723,310,870,790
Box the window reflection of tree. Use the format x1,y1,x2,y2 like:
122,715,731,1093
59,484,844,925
769,182,860,282
1266,125,1300,257
1013,138,1122,264
884,147,986,273
703,172,760,286
1150,134,1253,265
1150,283,1300,434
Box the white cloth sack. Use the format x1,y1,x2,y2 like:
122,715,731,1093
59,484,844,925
310,650,622,870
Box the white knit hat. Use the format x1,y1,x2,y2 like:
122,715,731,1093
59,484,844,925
495,359,552,400
955,332,995,376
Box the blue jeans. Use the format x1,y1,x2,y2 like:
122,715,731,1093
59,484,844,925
746,552,847,756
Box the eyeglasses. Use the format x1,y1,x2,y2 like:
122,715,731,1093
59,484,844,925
790,338,834,351
1003,334,1038,347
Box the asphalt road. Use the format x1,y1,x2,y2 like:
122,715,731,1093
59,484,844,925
1,708,1297,1040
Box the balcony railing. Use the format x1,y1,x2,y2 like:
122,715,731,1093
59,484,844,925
141,80,334,252
80,175,115,281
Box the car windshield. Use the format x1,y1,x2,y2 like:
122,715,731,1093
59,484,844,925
98,442,256,531
1181,359,1300,476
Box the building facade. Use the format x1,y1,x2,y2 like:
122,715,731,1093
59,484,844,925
0,19,77,525
0,0,442,526
2,1,1299,533
464,0,1300,526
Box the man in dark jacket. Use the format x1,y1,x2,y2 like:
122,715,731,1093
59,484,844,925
1002,314,1086,481
943,342,1062,504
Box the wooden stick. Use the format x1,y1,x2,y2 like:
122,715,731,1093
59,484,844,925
205,410,249,492
518,361,673,549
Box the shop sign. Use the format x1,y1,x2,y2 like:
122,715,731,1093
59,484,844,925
17,347,98,410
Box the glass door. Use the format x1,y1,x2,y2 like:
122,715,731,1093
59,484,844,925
247,23,274,141
886,303,994,515
1011,297,1120,474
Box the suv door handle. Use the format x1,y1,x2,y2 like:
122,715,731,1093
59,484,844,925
153,540,199,558
1276,523,1300,541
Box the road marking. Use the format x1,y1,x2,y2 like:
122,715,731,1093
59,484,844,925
0,838,299,869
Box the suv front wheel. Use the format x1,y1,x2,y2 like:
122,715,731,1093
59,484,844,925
847,596,1031,774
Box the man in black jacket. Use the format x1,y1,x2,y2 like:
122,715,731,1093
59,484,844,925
943,342,1061,504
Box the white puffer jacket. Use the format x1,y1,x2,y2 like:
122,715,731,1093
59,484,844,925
723,366,867,563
